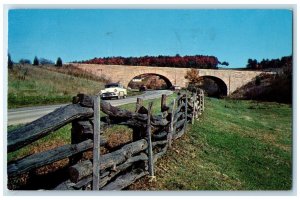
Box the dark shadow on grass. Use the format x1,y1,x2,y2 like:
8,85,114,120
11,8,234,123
8,163,70,190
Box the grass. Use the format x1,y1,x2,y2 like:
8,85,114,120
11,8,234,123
7,94,292,190
44,64,110,83
130,97,292,190
7,93,176,163
126,89,144,97
8,65,144,108
7,124,71,163
8,65,106,108
119,93,177,114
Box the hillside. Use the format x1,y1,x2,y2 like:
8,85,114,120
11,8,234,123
230,67,292,104
8,65,106,108
130,97,292,190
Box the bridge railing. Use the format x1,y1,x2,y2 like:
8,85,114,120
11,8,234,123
7,89,205,190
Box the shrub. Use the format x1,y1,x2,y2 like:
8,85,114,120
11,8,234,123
19,59,31,65
255,76,261,86
40,58,54,65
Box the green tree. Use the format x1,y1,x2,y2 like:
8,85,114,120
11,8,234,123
33,56,39,66
56,57,63,67
8,53,13,69
246,59,258,69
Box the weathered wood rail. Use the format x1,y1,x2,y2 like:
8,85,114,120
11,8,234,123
7,89,205,190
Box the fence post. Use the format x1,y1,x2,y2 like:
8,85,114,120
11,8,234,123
192,93,196,125
161,94,167,112
147,102,155,181
70,96,86,165
92,95,101,190
198,90,202,115
168,99,176,148
133,98,144,141
135,97,143,113
202,90,205,112
200,89,204,113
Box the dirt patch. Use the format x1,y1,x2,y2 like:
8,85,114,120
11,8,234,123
102,126,133,150
107,131,133,149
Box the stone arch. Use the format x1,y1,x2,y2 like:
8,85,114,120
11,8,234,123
200,75,228,96
127,73,173,89
125,69,175,88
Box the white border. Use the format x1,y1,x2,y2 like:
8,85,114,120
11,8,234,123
1,1,298,199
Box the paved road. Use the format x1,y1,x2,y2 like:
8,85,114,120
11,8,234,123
7,90,173,126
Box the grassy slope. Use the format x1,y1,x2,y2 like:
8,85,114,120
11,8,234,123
130,97,292,190
8,65,105,108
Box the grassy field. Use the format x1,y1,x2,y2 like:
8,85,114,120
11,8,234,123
7,94,292,190
130,97,292,190
8,65,106,108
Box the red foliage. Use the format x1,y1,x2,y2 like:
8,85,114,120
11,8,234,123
78,55,220,69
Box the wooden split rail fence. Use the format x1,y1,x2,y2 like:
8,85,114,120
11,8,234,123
7,89,205,190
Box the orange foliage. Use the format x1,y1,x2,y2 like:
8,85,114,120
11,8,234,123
184,68,203,85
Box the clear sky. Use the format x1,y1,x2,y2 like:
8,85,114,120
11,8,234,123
8,9,292,68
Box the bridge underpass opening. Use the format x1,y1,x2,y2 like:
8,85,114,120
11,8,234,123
197,76,228,97
128,73,172,90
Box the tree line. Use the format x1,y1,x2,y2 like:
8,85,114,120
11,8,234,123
76,55,229,69
8,54,63,69
246,55,292,70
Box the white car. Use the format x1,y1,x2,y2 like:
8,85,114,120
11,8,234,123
171,85,181,91
100,83,127,99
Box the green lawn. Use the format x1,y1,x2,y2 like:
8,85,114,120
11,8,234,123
130,97,292,190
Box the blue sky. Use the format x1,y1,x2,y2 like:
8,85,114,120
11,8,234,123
8,9,292,68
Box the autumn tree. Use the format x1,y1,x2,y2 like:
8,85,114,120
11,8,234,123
146,76,167,90
184,68,203,86
80,55,221,69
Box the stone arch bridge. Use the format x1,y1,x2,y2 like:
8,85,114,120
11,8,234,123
73,64,265,95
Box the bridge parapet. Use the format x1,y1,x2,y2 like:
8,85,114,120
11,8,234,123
73,64,264,95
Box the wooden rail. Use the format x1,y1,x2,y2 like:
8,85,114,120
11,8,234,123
7,89,205,190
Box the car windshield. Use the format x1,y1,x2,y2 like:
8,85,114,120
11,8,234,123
105,84,120,88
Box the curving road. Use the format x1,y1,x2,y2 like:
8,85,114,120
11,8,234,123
7,90,173,126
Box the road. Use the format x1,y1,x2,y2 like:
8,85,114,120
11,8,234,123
7,90,173,126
